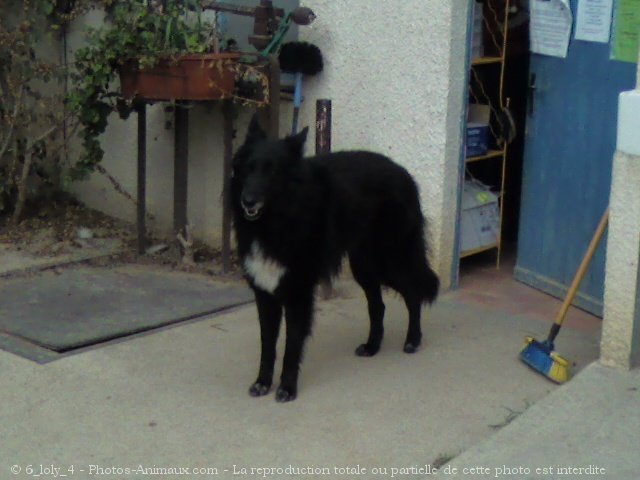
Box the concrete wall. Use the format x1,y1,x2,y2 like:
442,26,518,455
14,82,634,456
69,1,469,288
601,52,640,369
297,0,469,288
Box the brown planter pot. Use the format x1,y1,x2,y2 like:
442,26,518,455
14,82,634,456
119,53,242,101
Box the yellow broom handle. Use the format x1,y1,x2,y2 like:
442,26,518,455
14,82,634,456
554,207,610,326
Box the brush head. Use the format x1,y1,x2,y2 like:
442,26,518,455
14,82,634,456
520,336,570,384
279,41,324,75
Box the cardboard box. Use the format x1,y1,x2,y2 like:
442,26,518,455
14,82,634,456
466,104,490,157
460,180,500,253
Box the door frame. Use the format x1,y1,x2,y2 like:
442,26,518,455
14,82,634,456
451,0,476,290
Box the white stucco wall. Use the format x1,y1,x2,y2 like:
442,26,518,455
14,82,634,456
298,0,469,289
602,150,640,369
69,1,468,289
72,99,232,245
601,51,640,369
66,9,285,246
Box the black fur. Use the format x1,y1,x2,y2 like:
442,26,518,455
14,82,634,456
231,116,439,402
278,41,324,75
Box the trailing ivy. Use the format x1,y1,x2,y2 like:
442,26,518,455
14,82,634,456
68,1,215,180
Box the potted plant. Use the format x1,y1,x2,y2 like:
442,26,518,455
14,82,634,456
68,0,269,179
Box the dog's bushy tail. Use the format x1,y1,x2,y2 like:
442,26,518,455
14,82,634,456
419,262,440,305
407,226,440,305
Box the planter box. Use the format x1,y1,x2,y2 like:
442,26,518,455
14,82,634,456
119,53,242,101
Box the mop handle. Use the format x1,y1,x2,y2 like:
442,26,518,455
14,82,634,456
549,207,610,341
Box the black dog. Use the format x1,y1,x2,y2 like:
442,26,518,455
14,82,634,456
231,116,439,402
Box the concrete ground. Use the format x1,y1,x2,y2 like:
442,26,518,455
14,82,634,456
1,247,618,480
0,241,121,278
434,362,640,479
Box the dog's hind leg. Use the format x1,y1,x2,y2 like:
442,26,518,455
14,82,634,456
356,285,385,357
349,252,385,357
400,291,423,354
277,292,314,402
395,236,438,353
249,289,283,397
400,261,439,353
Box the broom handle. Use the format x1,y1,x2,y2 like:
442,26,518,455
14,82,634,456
549,207,610,341
291,72,303,135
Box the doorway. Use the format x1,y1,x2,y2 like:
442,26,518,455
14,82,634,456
459,0,530,276
458,0,637,318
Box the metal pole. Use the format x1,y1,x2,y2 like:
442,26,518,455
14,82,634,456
222,100,234,273
268,54,280,139
137,103,147,254
174,102,189,243
315,99,331,154
316,99,333,299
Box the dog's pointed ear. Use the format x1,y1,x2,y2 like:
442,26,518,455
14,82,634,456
245,113,267,144
286,126,309,155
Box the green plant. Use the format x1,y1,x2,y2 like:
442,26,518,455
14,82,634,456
0,0,97,222
68,0,216,180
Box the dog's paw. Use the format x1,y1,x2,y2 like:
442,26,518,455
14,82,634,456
248,381,271,397
355,343,380,357
275,386,297,402
403,342,419,354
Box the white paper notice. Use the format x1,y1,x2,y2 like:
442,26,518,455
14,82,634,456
530,0,573,58
575,0,614,42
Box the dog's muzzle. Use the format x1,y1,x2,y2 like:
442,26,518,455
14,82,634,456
241,200,264,221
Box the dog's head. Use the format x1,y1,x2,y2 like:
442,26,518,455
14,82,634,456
232,115,309,221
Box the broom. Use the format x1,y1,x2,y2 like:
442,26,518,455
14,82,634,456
520,207,609,383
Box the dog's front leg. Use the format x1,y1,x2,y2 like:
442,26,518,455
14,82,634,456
277,293,314,402
249,288,283,397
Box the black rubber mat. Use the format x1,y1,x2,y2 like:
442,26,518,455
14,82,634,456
0,267,252,355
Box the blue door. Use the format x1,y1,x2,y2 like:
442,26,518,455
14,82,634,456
515,0,636,316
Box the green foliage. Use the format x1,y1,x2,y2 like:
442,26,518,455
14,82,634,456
68,1,215,179
0,0,94,216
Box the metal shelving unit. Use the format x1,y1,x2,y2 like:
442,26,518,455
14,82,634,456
462,0,511,267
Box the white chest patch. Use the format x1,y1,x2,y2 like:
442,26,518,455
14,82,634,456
243,242,287,293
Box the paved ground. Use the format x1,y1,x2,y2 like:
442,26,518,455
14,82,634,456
2,242,635,479
0,241,121,277
434,362,640,480
0,263,608,480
